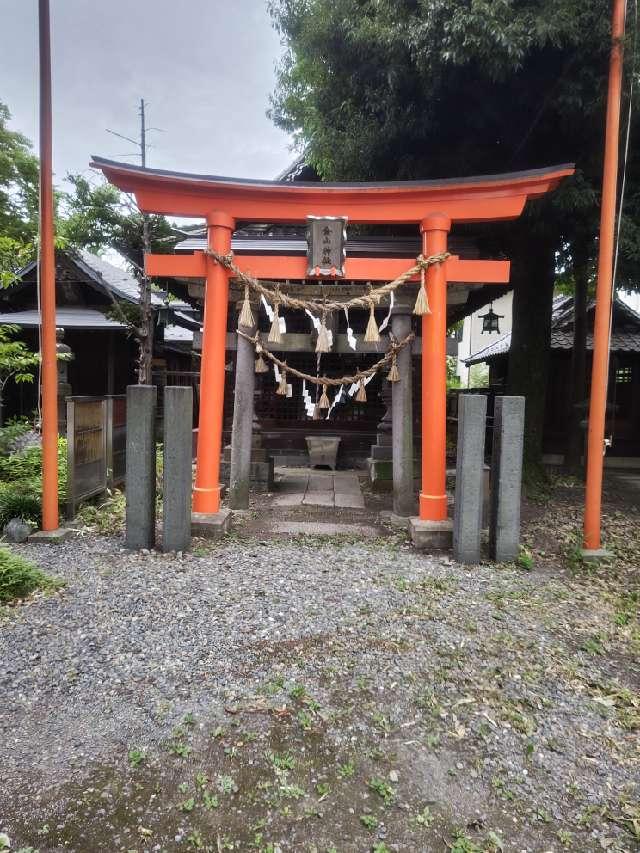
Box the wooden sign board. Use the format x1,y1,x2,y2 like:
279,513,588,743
306,215,347,277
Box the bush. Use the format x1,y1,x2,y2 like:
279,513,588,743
0,416,32,455
0,437,67,528
0,484,42,529
0,547,61,603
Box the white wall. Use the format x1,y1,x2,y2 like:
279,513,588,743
457,291,513,386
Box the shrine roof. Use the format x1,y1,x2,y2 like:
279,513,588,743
91,157,574,224
466,295,640,363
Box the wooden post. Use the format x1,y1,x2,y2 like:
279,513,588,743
584,0,626,553
193,212,234,515
38,0,59,530
419,214,451,521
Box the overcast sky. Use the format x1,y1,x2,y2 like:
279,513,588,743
1,0,294,189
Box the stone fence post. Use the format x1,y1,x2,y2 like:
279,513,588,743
489,396,525,561
125,385,156,550
163,386,193,552
453,394,487,563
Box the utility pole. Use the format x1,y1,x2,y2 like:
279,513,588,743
106,98,155,383
583,0,626,556
38,0,59,530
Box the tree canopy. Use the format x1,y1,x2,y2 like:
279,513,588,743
60,173,174,269
268,0,640,470
0,103,39,244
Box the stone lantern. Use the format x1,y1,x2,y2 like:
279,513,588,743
56,327,73,433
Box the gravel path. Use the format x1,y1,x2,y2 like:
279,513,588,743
1,505,638,851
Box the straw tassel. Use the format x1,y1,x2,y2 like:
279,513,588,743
276,366,288,396
413,266,430,316
269,301,282,343
387,353,400,382
315,313,330,353
364,300,380,343
356,380,367,403
238,284,254,328
254,342,269,373
318,384,331,409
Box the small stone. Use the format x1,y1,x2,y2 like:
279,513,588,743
389,769,399,782
4,517,33,543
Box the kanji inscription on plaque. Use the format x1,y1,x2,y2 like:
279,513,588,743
306,215,347,277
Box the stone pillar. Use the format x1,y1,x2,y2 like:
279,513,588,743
229,316,257,509
125,384,157,550
391,311,415,517
56,328,73,434
489,396,525,561
163,386,193,552
453,394,487,563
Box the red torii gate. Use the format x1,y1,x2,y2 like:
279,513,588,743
91,157,573,525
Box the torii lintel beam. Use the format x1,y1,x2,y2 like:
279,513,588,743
90,157,574,225
145,252,511,284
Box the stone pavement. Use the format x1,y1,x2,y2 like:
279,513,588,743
272,467,365,509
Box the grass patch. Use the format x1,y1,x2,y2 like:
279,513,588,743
0,547,61,603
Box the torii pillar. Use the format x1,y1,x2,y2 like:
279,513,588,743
191,212,234,535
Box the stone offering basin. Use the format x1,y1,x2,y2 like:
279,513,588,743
305,435,341,470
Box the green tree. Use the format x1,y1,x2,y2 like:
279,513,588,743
0,102,39,243
268,0,639,474
60,173,174,269
0,325,40,425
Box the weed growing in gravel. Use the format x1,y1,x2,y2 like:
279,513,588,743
0,548,62,603
411,805,434,827
168,739,192,759
368,776,395,804
372,711,392,735
337,760,355,778
179,796,195,812
186,828,203,848
202,788,219,810
516,546,534,571
581,633,606,655
297,709,313,731
359,813,378,830
127,747,145,768
449,830,483,852
216,774,238,795
266,749,295,771
315,781,330,798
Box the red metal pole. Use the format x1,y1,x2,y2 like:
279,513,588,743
193,212,234,515
584,0,626,551
419,214,451,521
38,0,59,530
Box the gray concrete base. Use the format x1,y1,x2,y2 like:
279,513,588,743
367,458,393,491
191,508,232,538
220,459,274,494
409,517,453,550
379,511,410,530
28,528,74,544
580,548,614,563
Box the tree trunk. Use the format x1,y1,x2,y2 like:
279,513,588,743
137,212,154,384
565,241,590,473
506,233,556,480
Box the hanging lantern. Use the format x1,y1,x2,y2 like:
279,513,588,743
479,305,503,334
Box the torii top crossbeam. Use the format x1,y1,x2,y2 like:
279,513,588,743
91,157,572,224
92,156,573,527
